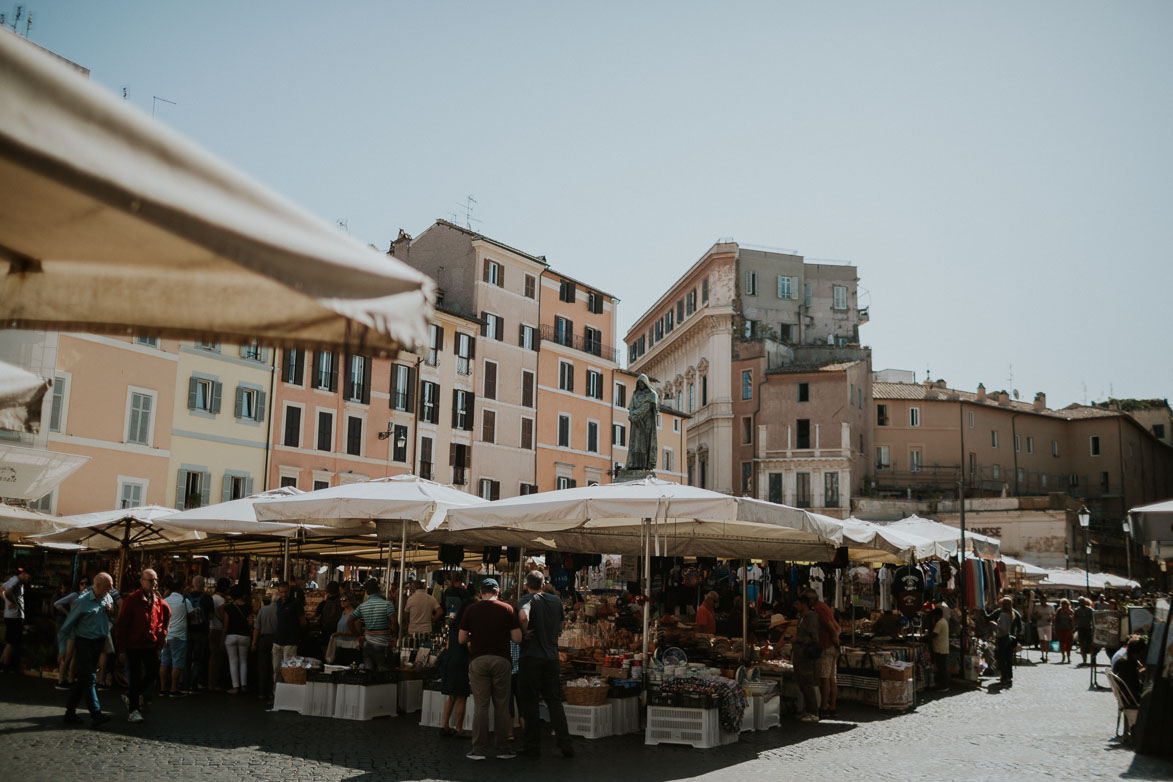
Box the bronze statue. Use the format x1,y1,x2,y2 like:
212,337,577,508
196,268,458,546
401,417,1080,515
625,374,658,471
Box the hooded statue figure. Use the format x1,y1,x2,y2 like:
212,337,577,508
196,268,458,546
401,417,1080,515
625,374,659,471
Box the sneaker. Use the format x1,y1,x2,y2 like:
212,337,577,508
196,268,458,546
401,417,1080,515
63,713,83,725
54,682,70,691
798,713,819,723
127,710,144,724
91,713,111,728
466,752,486,761
498,751,517,760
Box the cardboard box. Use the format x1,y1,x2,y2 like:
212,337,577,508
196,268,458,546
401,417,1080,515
880,661,915,681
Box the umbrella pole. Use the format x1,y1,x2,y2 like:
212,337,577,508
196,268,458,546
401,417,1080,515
742,559,749,661
282,538,290,582
516,547,526,602
397,520,407,649
642,517,651,677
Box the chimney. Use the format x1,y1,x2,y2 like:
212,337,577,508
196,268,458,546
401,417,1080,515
1033,392,1046,412
922,377,933,389
977,383,986,401
389,228,412,259
935,379,947,389
998,391,1010,405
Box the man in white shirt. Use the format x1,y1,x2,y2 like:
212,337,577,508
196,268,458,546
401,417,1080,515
1,568,32,673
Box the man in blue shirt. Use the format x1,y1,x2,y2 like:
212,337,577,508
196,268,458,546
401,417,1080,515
60,572,115,727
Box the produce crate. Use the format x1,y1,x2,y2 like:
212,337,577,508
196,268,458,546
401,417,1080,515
564,703,613,739
419,688,445,728
334,683,397,720
645,706,737,749
398,679,423,714
756,695,781,730
609,696,641,735
879,679,914,711
304,680,337,717
272,682,306,713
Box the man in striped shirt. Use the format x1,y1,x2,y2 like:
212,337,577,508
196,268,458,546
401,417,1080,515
349,578,398,671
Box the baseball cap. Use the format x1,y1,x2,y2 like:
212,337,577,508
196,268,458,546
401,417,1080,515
480,577,499,592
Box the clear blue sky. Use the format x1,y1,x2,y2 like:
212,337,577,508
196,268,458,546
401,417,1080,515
22,1,1173,408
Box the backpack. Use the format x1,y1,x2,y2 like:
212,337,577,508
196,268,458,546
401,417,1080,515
185,591,208,628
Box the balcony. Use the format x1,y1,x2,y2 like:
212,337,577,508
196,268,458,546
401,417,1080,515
539,324,619,362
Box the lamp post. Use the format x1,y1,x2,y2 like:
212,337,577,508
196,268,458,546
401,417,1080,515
1121,518,1132,584
1078,505,1091,596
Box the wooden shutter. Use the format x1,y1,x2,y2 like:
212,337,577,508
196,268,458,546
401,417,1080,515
480,313,488,337
389,365,400,409
175,469,188,508
498,267,505,289
199,471,212,507
518,323,525,348
187,376,199,410
522,371,533,408
234,386,244,419
435,327,444,353
343,354,354,400
464,444,471,467
482,410,495,443
406,367,417,414
211,381,223,414
568,366,574,393
484,362,496,400
294,350,304,385
449,442,457,466
421,436,432,464
360,356,371,404
521,418,532,450
490,480,500,501
451,389,460,428
328,353,339,391
483,258,490,282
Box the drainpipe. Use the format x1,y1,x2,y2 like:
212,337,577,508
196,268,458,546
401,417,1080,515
263,349,278,490
412,355,422,475
750,361,766,498
1011,413,1020,496
959,402,966,497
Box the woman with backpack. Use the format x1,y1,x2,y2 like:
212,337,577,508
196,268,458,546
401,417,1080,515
223,585,253,695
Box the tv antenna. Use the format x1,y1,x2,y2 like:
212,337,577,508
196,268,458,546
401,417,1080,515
122,87,128,100
151,95,176,118
336,218,349,235
459,194,482,231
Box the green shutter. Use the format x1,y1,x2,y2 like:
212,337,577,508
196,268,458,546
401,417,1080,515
255,390,266,422
244,476,254,496
211,382,222,414
222,473,233,503
234,386,244,419
199,472,212,507
187,376,198,410
175,469,188,509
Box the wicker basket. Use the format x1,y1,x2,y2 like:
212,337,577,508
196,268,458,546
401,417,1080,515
280,666,308,685
564,686,609,706
599,666,629,680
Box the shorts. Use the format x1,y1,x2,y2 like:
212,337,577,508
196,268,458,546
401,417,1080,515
815,648,838,680
160,637,188,669
58,635,70,656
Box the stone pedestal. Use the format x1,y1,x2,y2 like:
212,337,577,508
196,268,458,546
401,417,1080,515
613,468,655,483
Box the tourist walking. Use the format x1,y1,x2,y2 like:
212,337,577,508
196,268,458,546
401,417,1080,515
1054,598,1075,663
159,578,193,697
349,578,396,671
807,589,841,718
518,570,573,758
59,573,115,727
792,593,822,722
459,577,522,760
223,585,253,695
114,569,170,723
1032,593,1055,662
1074,597,1095,666
251,592,278,702
184,575,214,691
53,576,89,690
929,606,950,691
437,634,470,737
985,597,1023,686
1,567,32,673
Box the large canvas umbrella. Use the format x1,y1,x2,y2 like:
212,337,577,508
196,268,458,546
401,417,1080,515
0,30,433,355
0,500,71,537
0,359,50,434
1129,499,1173,545
445,477,844,663
885,515,1001,559
841,517,947,564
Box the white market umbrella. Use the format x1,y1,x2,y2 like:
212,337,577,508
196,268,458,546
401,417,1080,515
885,515,1001,559
0,500,72,537
160,487,307,537
1128,498,1173,545
0,359,50,434
256,474,488,626
446,477,844,664
841,517,948,564
1001,555,1050,578
0,30,433,355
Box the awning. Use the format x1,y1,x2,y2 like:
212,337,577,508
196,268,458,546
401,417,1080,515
0,359,50,434
0,441,88,502
1128,498,1173,545
0,30,433,356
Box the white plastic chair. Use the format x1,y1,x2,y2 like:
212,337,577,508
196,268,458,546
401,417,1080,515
1105,671,1138,739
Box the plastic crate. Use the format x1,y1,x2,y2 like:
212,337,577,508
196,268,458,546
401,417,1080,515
334,683,397,720
756,695,781,730
564,703,613,739
609,697,641,735
398,679,423,713
272,682,307,713
740,701,754,732
645,706,737,748
304,680,338,717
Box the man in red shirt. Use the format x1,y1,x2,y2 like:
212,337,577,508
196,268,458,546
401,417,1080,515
695,591,718,634
806,589,840,717
114,569,170,723
458,578,521,761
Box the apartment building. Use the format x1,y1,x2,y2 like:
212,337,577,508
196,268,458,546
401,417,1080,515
392,221,545,499
625,240,866,496
1090,398,1172,447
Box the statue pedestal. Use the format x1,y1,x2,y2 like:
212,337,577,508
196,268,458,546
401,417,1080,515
613,468,655,483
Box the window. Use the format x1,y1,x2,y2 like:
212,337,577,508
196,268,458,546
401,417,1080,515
663,448,673,472
1154,424,1166,439
521,418,533,450
235,385,265,422
803,283,812,308
910,449,922,473
420,381,439,424
688,383,695,413
778,323,793,343
479,478,501,501
744,270,758,296
223,473,251,502
554,316,573,347
991,430,999,448
390,364,414,412
317,411,334,452
742,416,753,444
522,371,535,408
313,351,338,391
456,332,474,375
586,370,603,400
452,389,475,431
481,409,496,444
969,452,976,475
742,369,752,400
909,407,920,427
119,480,145,509
992,464,1000,480
777,275,794,299
797,383,809,403
1090,436,1101,456
1041,473,1048,488
673,418,680,433
283,406,301,447
583,326,603,356
1014,434,1021,452
419,437,433,480
279,476,298,489
240,341,263,361
556,476,576,491
587,421,599,453
195,341,219,352
614,383,627,408
559,279,576,303
701,376,708,406
968,411,975,429
665,310,674,333
559,361,574,393
425,324,442,366
824,472,839,507
796,419,810,449
389,424,408,461
49,375,67,432
188,376,220,414
832,285,847,310
877,404,888,426
1016,467,1025,483
612,423,626,447
702,277,709,303
1052,440,1059,457
135,336,158,348
484,259,502,287
345,416,362,456
176,468,210,510
520,324,537,351
524,274,536,299
1027,436,1034,454
126,391,154,445
743,319,758,339
686,289,696,315
481,312,503,341
741,462,753,494
313,480,329,491
450,443,470,485
676,300,684,323
655,319,664,341
558,414,570,448
283,349,305,385
796,473,811,508
483,360,497,400
876,445,890,470
588,291,604,314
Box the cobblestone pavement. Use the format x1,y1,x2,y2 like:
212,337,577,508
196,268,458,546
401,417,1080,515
1,652,1170,782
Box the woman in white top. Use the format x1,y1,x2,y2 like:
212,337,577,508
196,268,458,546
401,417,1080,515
1032,592,1055,663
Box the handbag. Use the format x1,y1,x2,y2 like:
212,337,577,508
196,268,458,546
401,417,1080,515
325,635,338,664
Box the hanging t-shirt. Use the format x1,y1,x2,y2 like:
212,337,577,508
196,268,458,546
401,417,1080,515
808,566,826,603
876,567,893,611
893,565,925,617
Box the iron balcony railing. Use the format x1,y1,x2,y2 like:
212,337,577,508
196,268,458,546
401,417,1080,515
539,324,619,362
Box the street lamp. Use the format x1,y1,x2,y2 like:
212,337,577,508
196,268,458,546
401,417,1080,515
1121,518,1132,583
377,423,409,473
1078,505,1091,596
